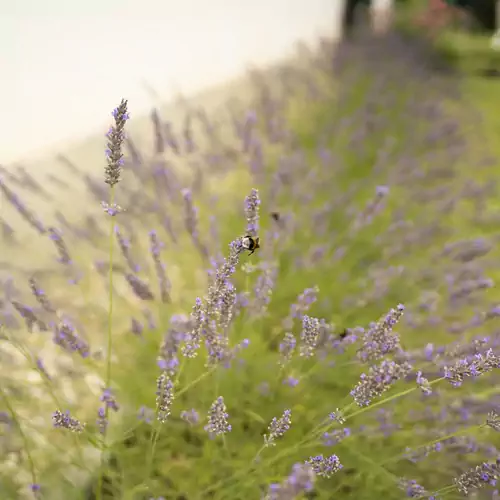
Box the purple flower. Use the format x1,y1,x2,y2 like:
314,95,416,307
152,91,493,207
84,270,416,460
203,239,244,365
323,428,351,446
29,278,56,313
181,188,208,257
444,348,500,387
264,462,315,499
250,264,277,317
181,297,205,358
244,188,260,237
352,185,390,230
329,408,346,425
115,226,139,273
283,376,299,387
0,177,46,234
279,332,296,366
455,459,500,496
487,411,500,432
52,410,85,433
125,273,155,301
305,454,343,478
48,227,72,265
219,281,237,334
286,287,319,327
130,318,143,336
11,301,48,332
138,406,154,424
204,396,231,436
101,201,125,216
299,315,320,358
351,360,412,407
357,304,404,362
149,230,171,303
416,371,432,395
156,372,175,423
53,321,89,358
398,478,428,498
157,323,185,376
36,357,51,380
97,388,119,434
264,409,292,447
105,99,129,186
181,408,200,426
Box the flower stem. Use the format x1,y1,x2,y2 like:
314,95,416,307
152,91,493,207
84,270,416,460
0,388,38,491
97,185,116,500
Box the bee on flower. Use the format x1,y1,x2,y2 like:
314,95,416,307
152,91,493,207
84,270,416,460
241,235,260,256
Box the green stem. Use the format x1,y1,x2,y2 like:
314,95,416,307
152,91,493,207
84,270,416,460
210,377,447,497
145,361,187,486
176,365,218,398
252,445,267,464
146,424,162,481
429,484,457,498
6,334,90,470
383,423,486,466
105,186,116,391
0,388,38,491
97,185,116,500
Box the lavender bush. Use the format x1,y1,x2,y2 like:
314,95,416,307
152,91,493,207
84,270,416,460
1,29,500,500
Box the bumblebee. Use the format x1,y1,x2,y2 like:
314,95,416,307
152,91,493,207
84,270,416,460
339,328,349,340
241,235,260,256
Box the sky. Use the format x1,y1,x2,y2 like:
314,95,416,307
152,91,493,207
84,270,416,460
0,0,343,164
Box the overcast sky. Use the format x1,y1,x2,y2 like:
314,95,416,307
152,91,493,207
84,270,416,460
0,0,342,164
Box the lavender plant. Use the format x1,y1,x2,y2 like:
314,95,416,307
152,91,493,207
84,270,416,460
2,28,500,500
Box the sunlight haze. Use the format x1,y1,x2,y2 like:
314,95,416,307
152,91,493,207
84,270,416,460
1,0,341,164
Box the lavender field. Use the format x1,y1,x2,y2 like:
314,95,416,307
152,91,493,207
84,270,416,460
1,28,500,500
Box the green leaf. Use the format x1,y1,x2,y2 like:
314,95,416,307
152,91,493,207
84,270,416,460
244,409,266,424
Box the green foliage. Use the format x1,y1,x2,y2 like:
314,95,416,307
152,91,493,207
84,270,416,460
3,23,500,500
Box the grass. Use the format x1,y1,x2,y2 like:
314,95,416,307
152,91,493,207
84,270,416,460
2,17,500,500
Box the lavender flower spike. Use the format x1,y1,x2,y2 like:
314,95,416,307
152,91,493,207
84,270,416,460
125,273,155,301
351,360,412,407
398,478,429,498
299,315,320,358
264,463,315,500
181,297,204,358
29,278,56,313
205,396,231,436
52,410,85,433
357,303,404,362
279,332,296,366
486,411,500,432
264,409,292,447
245,188,260,237
149,230,171,303
306,454,343,478
105,98,129,186
48,227,72,265
101,201,125,216
454,459,500,496
97,388,120,434
156,372,175,423
444,348,500,387
53,322,90,358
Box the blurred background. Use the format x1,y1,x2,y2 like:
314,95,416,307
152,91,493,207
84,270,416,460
1,0,341,166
